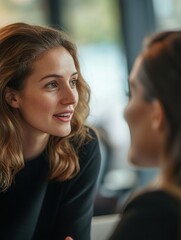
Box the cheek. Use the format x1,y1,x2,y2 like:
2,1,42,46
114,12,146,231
75,90,79,104
20,94,54,114
124,102,155,163
127,116,160,166
73,89,79,108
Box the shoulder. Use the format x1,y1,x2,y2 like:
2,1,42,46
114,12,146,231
83,126,100,146
78,126,101,160
109,190,180,240
126,190,180,213
76,126,101,175
124,190,179,235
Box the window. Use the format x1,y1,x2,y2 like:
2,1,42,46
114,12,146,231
153,0,181,31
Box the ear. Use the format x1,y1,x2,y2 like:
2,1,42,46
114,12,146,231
5,87,20,108
151,100,165,132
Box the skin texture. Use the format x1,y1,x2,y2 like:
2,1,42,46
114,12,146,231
124,56,166,168
5,47,79,160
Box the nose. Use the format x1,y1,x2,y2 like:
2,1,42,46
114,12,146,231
60,85,78,106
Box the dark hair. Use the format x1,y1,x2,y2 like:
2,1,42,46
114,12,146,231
0,22,91,191
137,31,181,185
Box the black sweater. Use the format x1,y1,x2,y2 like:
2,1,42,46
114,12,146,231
0,130,101,240
109,190,180,240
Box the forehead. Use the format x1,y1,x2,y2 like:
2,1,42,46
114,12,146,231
22,47,77,86
40,47,74,63
32,47,76,72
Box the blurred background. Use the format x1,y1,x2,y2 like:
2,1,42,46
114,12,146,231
1,0,181,216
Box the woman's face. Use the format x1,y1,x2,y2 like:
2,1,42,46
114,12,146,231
7,47,79,138
124,56,163,167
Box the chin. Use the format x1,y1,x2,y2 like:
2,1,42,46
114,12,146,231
128,149,158,168
54,126,72,137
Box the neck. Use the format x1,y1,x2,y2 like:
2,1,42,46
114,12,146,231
159,175,181,200
148,173,181,200
23,133,49,161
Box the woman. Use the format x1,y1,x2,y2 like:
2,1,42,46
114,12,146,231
0,22,101,240
108,31,181,239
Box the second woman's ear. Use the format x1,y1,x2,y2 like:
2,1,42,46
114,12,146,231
5,87,20,108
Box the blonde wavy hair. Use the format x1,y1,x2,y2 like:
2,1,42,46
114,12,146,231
0,22,91,191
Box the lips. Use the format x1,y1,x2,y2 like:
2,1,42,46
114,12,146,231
53,110,74,122
55,113,71,117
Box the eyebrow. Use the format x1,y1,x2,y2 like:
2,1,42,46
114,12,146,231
39,72,78,82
